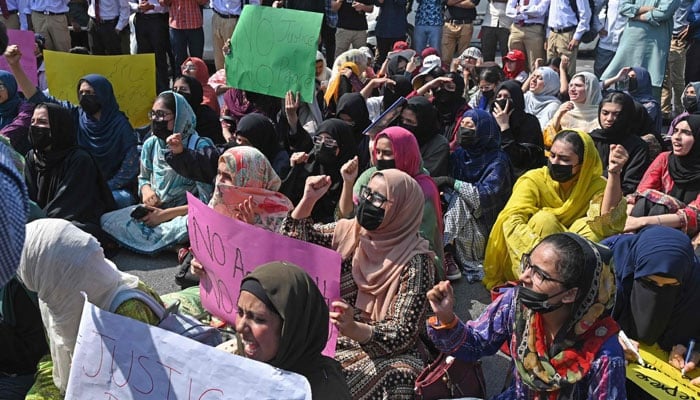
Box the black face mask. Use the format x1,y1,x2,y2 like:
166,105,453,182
683,95,698,113
79,94,101,115
375,159,396,170
482,89,494,101
29,125,52,152
517,284,569,314
458,127,478,148
547,160,577,182
399,122,418,135
177,92,192,105
356,198,385,230
629,278,681,344
628,77,638,93
313,143,337,166
152,119,172,141
491,98,512,113
433,89,457,105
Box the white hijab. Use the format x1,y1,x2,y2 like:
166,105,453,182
525,67,562,129
17,219,139,393
561,71,603,132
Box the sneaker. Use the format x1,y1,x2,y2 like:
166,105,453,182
444,251,462,281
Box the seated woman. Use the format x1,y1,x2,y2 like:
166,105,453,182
468,67,501,111
483,129,628,289
25,102,115,244
172,75,225,144
438,109,513,283
603,226,700,393
590,91,651,195
280,119,357,223
603,66,662,134
210,261,352,399
543,72,603,148
100,92,214,255
324,61,364,117
338,126,445,280
492,80,545,176
0,70,35,155
427,233,626,399
18,219,163,399
0,277,48,400
282,169,436,398
625,115,700,237
181,57,219,114
523,67,562,132
6,48,138,208
399,96,449,176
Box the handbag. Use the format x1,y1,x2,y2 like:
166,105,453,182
414,352,486,400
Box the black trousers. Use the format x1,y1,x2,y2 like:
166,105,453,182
480,25,509,62
88,17,122,55
685,38,700,84
320,20,336,67
134,12,171,94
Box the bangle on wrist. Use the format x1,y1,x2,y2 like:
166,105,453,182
657,215,662,225
360,325,373,344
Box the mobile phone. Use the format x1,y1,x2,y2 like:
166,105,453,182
130,205,152,219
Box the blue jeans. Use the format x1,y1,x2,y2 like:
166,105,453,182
0,373,36,400
169,27,204,72
414,24,442,52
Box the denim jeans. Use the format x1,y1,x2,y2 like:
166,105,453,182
413,24,442,52
169,27,204,73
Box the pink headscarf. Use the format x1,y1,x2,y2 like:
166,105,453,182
372,126,443,234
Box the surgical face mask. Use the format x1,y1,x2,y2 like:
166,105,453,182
313,143,337,166
683,95,698,113
356,198,385,230
151,119,172,141
375,159,396,170
547,160,577,182
459,127,478,148
79,94,101,115
517,284,569,314
28,125,52,151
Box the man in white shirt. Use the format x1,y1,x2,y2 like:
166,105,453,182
481,0,512,62
546,0,591,77
131,0,169,92
506,0,549,71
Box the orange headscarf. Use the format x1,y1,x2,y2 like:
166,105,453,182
324,61,361,106
332,169,433,321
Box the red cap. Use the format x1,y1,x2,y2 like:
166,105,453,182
503,49,525,61
421,47,440,58
392,41,409,51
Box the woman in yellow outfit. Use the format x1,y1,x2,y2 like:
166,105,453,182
483,129,629,289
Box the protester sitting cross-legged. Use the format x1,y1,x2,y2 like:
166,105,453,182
281,169,436,399
18,219,165,400
483,129,628,289
426,233,626,399
100,91,214,255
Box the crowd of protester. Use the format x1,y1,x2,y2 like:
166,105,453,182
1,0,700,397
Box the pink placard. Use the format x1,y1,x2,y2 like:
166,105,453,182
0,30,38,86
187,193,341,357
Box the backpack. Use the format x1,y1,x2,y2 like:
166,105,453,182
109,288,222,347
567,0,600,43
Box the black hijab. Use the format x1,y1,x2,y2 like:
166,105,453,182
336,92,371,139
433,72,466,125
668,115,700,202
32,103,78,171
589,91,636,143
312,118,358,174
382,75,412,112
236,113,281,164
175,76,225,144
494,80,526,125
404,96,439,146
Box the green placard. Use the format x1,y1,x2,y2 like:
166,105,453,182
225,6,322,103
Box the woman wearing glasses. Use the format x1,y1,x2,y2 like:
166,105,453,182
427,233,626,399
483,129,628,290
100,91,215,255
281,169,436,399
280,119,358,223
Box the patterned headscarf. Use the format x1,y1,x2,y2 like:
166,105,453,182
0,141,27,287
512,233,618,398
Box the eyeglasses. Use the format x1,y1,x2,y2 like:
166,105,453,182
313,135,338,148
148,110,173,121
181,64,196,72
359,185,391,208
521,253,567,285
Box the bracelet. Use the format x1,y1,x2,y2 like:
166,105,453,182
607,168,620,174
657,216,662,225
360,325,373,344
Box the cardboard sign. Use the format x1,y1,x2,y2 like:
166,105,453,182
43,51,155,126
626,343,700,399
186,193,342,357
225,5,322,103
66,297,312,399
0,29,37,86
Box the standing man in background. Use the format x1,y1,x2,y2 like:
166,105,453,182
132,0,170,93
30,0,72,51
161,0,207,71
481,0,511,62
87,0,129,54
661,0,691,121
441,0,478,64
546,0,591,77
506,0,548,71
